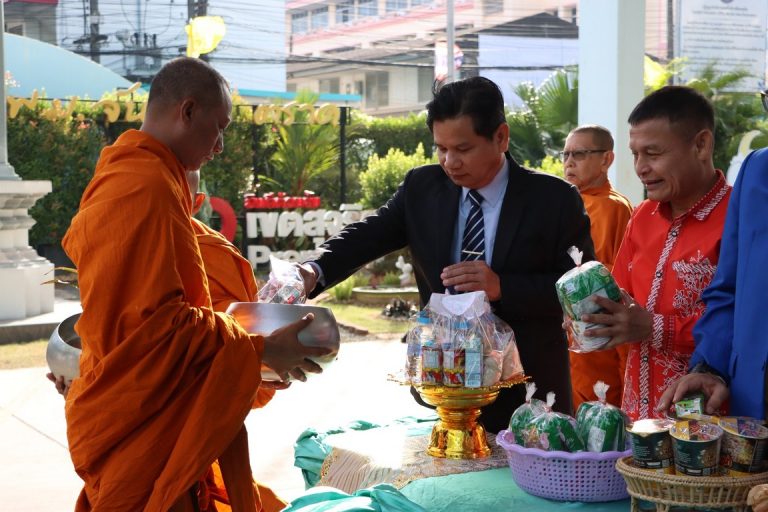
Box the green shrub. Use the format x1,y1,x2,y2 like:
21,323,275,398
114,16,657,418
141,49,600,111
327,274,362,302
351,112,433,158
359,144,434,208
528,155,564,178
382,271,401,287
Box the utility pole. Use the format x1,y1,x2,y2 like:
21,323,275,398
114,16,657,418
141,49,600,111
89,0,100,63
187,0,210,60
446,0,455,83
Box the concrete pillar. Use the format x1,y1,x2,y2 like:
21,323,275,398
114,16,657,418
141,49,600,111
0,182,55,320
578,0,646,206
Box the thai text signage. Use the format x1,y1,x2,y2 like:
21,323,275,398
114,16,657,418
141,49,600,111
245,205,374,266
6,83,341,125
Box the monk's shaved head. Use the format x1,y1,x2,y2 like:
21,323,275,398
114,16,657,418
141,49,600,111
148,57,229,112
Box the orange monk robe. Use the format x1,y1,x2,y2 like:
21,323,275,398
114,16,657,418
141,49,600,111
192,218,285,512
569,181,633,410
63,130,265,511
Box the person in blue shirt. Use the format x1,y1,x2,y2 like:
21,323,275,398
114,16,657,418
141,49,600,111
658,90,768,419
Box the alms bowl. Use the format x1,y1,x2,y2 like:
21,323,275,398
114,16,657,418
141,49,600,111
46,313,82,383
225,302,340,380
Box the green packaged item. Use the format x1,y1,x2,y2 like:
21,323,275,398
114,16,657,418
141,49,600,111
556,247,621,351
523,392,585,452
576,381,627,452
508,382,546,445
674,393,707,419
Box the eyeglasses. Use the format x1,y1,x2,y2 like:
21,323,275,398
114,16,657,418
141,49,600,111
559,149,609,162
760,89,768,113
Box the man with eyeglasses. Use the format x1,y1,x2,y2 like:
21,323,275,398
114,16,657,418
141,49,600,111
561,125,633,410
578,86,731,421
658,89,768,423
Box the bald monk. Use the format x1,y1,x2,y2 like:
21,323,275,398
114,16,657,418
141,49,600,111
61,57,328,511
562,125,633,409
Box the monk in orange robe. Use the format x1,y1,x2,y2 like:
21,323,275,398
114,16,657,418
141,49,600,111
187,170,284,512
62,57,328,511
562,125,633,409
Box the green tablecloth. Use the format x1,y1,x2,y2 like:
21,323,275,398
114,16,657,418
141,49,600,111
293,418,631,512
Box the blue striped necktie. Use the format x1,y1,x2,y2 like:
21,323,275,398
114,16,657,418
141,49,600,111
461,189,485,262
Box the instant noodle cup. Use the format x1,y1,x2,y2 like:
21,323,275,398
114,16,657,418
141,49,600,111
555,247,621,351
718,417,768,476
627,418,675,474
670,419,723,476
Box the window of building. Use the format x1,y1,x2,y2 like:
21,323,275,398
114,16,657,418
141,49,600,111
417,67,434,103
319,77,341,94
386,0,408,13
6,23,24,36
291,12,309,35
365,71,389,108
336,0,354,24
410,0,431,7
311,7,329,31
483,0,502,15
358,0,378,18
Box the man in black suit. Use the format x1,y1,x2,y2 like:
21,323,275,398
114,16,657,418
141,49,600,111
301,77,594,432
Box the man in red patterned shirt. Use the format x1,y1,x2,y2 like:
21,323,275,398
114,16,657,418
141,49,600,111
580,86,731,421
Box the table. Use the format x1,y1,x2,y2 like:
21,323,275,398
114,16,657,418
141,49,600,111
294,418,631,512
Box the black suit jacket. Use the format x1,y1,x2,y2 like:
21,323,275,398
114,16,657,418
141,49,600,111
312,153,595,432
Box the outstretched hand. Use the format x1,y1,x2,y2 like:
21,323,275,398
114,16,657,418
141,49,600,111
656,372,729,415
259,313,333,382
581,290,652,349
296,263,319,295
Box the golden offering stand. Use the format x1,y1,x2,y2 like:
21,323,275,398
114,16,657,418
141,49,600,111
415,375,527,460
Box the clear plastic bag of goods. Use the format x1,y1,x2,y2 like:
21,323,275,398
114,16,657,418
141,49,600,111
508,382,547,445
258,255,307,304
575,381,628,452
425,291,523,387
556,246,621,352
523,392,585,452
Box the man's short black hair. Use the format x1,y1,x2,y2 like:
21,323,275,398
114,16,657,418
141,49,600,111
426,76,506,140
628,85,715,139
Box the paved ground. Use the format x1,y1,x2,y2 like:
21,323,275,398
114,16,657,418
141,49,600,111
0,299,429,511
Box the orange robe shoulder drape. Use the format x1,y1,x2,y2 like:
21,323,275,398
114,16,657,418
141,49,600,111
63,130,265,511
570,181,633,409
192,218,282,512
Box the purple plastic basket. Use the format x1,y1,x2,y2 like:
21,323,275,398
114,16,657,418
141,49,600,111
496,429,630,502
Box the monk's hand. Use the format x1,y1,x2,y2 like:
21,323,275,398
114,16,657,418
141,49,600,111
261,313,332,382
581,290,652,349
46,372,70,398
656,372,729,415
260,380,292,391
295,263,319,294
441,261,501,300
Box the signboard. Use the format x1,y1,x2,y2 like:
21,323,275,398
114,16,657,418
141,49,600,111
676,0,768,91
245,205,374,267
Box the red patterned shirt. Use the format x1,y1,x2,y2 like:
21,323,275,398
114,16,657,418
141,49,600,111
613,172,731,421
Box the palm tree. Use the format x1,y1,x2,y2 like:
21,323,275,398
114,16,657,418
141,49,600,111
506,69,578,167
269,91,339,197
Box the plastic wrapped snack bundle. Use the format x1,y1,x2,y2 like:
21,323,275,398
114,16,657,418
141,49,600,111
576,381,628,452
508,382,547,445
555,246,621,351
404,311,429,385
258,255,307,304
523,392,585,452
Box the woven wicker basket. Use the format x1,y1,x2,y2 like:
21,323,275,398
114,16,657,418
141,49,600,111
616,456,768,512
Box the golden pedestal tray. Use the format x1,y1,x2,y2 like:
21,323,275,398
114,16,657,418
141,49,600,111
414,375,527,460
